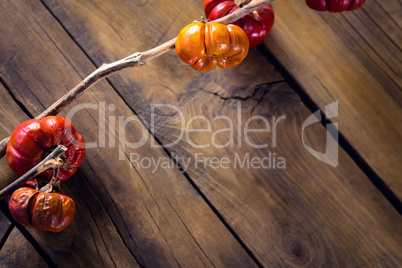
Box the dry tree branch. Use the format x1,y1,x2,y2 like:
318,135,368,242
0,145,67,200
0,0,274,159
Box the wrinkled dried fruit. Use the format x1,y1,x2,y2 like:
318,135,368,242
9,187,75,232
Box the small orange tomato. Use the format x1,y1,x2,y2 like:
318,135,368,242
9,187,75,232
175,20,249,72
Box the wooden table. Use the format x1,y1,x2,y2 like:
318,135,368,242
0,0,401,267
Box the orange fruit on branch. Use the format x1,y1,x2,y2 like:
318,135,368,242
175,18,249,72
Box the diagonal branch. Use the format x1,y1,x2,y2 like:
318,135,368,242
0,145,67,200
0,0,275,159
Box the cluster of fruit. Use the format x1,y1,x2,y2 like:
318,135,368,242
175,0,365,72
6,116,86,232
2,0,366,233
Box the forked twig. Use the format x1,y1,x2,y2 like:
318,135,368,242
0,145,67,200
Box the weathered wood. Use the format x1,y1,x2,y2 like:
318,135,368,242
0,207,12,247
0,0,255,266
0,228,48,268
0,0,277,160
0,47,139,268
0,84,27,191
0,145,67,201
40,0,402,266
27,175,141,268
146,71,402,267
263,0,402,199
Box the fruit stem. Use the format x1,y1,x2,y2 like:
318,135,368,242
39,165,61,193
0,145,67,200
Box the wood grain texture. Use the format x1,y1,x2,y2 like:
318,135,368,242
0,0,255,266
0,63,141,267
27,174,141,268
0,228,47,268
263,0,402,199
40,0,402,266
0,82,29,192
0,206,12,247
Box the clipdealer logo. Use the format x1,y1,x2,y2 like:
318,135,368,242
65,100,339,169
302,101,339,167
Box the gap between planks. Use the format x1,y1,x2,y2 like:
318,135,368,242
257,45,402,214
36,0,267,265
0,1,264,266
41,0,401,216
0,201,56,267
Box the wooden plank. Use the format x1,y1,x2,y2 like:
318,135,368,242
263,0,402,198
0,228,48,268
317,1,401,101
372,0,402,29
0,206,12,247
27,176,141,268
0,0,255,266
0,82,28,191
0,78,34,265
40,0,402,266
0,71,141,267
360,0,401,50
0,46,140,268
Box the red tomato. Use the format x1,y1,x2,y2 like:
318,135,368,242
6,116,86,181
305,0,366,12
9,187,75,232
176,21,249,72
204,0,274,48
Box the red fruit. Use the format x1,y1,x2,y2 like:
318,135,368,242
305,0,366,12
9,187,75,232
6,116,86,182
204,0,274,48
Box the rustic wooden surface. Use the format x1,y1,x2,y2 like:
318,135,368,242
264,0,402,199
0,0,401,267
0,228,47,267
0,1,256,267
0,205,12,248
